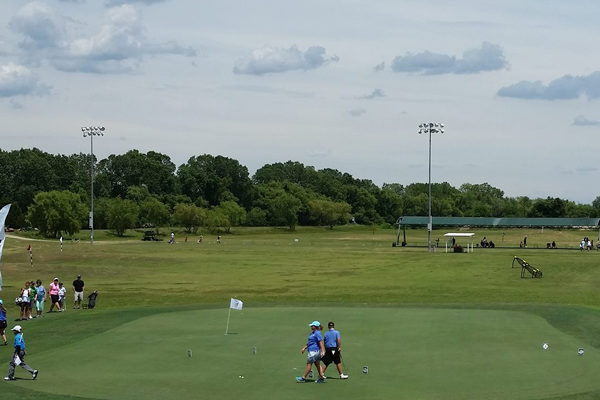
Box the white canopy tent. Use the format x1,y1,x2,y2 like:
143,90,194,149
443,233,475,253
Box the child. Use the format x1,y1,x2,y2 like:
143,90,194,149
58,282,67,312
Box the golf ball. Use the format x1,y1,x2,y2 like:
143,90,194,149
542,343,549,350
578,348,584,356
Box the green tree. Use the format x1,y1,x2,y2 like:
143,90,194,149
205,209,230,233
26,190,87,238
96,150,176,198
215,201,246,233
172,203,206,233
107,198,139,237
139,197,170,233
307,199,351,228
245,207,267,226
177,154,253,207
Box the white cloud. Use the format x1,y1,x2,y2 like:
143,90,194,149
9,3,195,74
348,107,366,117
373,61,385,72
0,63,49,97
9,2,65,51
498,71,600,100
233,45,339,75
358,88,385,99
572,115,600,126
105,0,167,6
391,42,508,75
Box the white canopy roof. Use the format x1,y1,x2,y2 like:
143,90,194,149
443,233,475,237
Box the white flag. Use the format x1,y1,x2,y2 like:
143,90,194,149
0,204,11,291
230,298,243,310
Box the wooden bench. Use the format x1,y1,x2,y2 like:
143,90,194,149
512,256,543,278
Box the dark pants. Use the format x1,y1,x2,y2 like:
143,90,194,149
8,351,35,378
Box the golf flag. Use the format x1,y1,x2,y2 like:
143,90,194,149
230,298,243,310
0,203,11,291
225,298,243,335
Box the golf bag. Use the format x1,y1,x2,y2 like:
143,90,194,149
85,290,98,309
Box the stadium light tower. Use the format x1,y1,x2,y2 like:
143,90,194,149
82,126,105,244
418,122,444,252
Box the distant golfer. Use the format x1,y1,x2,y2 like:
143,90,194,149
321,321,348,379
296,321,326,383
4,325,38,381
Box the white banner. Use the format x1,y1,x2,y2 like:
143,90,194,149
230,298,243,310
0,204,11,291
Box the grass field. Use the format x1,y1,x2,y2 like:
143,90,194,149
1,225,600,399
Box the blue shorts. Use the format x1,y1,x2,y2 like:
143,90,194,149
307,350,321,363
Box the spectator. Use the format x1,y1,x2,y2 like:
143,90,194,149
58,282,66,311
48,278,61,313
34,280,46,318
18,282,31,321
0,300,7,345
72,275,85,309
26,281,35,320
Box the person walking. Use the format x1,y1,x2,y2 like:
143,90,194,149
34,280,46,318
296,321,326,383
27,281,36,320
58,282,67,311
0,300,7,345
72,275,85,309
48,278,61,313
18,282,31,320
321,321,348,379
4,325,38,381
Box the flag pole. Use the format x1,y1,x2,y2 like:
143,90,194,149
225,307,232,335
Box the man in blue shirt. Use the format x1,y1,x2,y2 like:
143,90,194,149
321,321,348,379
4,325,38,381
296,321,326,383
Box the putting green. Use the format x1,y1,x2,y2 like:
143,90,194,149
21,307,600,400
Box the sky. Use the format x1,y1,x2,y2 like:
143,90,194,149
1,1,599,204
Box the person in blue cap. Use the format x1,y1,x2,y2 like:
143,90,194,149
4,325,38,381
296,320,326,383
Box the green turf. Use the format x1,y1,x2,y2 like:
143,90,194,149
4,307,600,400
1,226,600,399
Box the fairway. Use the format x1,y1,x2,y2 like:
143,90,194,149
14,307,600,400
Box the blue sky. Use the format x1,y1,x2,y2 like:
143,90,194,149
1,1,599,203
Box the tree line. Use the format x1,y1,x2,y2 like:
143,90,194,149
1,148,599,237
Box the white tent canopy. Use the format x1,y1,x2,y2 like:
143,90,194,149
443,233,475,253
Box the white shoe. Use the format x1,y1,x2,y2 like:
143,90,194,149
340,374,348,379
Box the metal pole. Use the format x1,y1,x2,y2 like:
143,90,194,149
82,126,105,244
90,133,94,244
418,122,444,252
428,128,432,252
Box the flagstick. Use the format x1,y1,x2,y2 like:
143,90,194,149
225,307,232,335
29,248,33,268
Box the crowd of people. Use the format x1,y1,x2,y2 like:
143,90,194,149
579,237,597,251
0,274,92,380
296,320,349,383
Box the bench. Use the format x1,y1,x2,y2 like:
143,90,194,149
512,256,543,278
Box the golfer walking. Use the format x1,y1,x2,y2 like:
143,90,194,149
296,321,326,383
4,325,38,381
321,321,348,379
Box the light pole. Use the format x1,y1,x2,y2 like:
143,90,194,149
418,122,444,251
82,126,105,244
